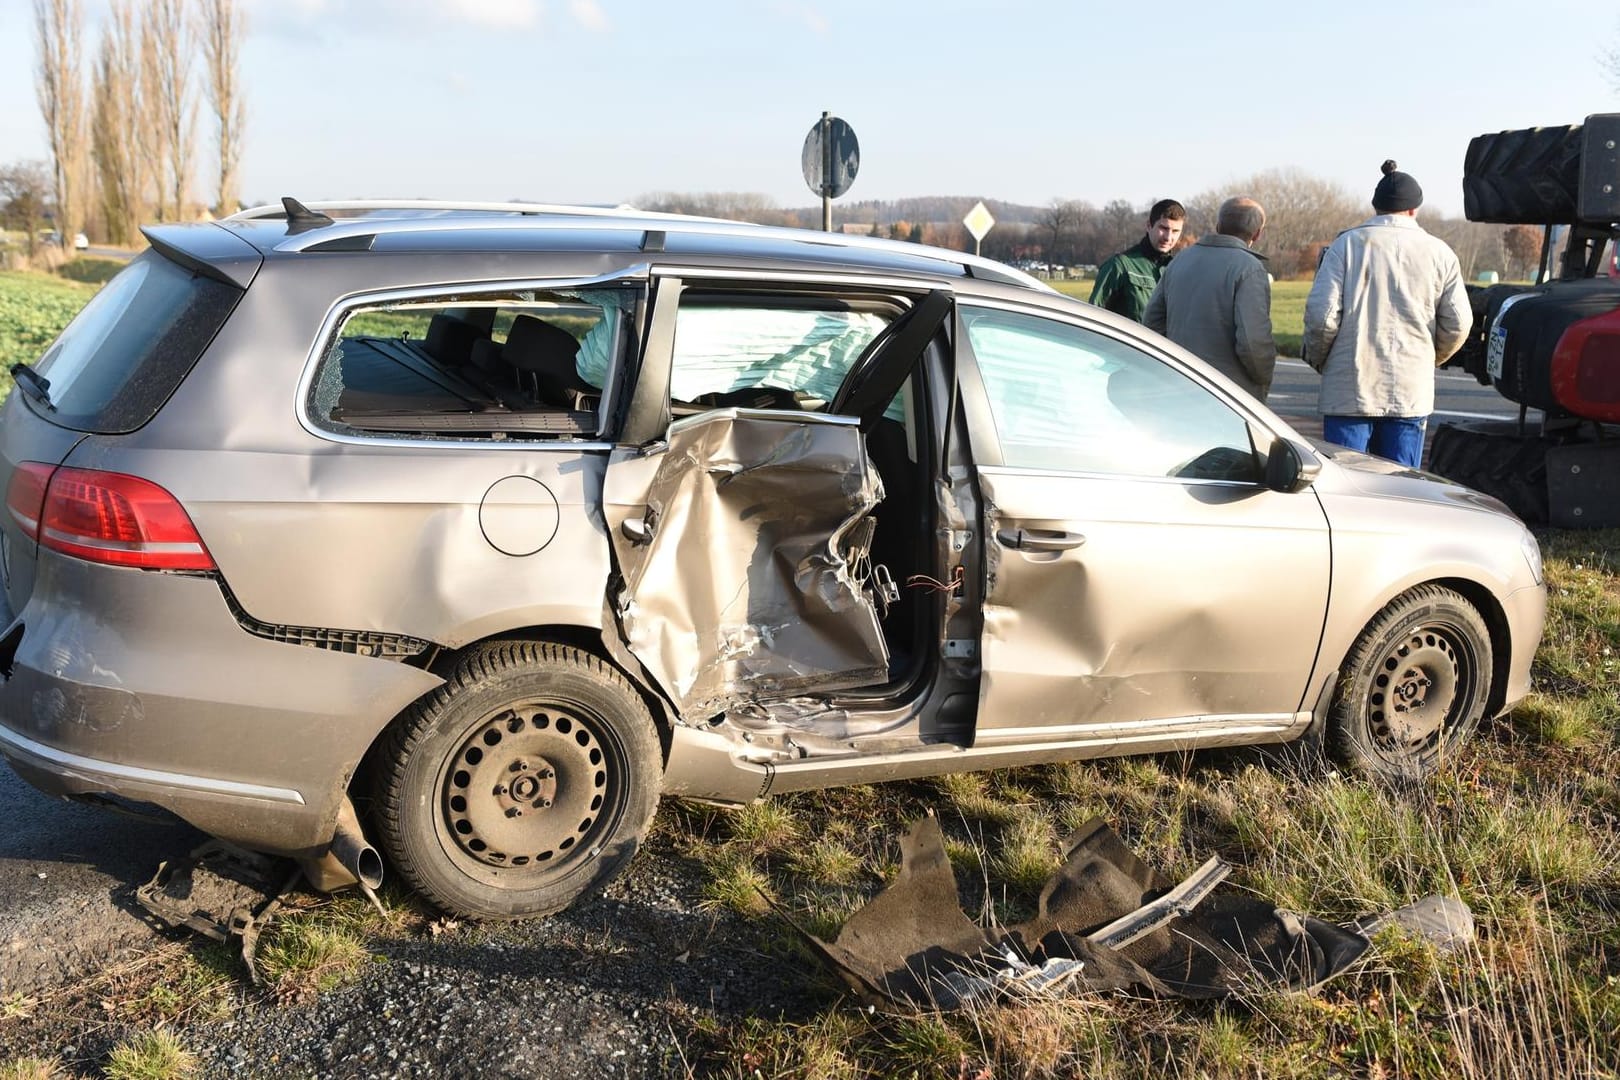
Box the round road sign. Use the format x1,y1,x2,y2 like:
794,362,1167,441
801,114,860,200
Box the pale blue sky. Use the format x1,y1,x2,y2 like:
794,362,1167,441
0,0,1614,216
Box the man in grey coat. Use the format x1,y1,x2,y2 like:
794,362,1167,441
1143,197,1276,401
1302,161,1471,468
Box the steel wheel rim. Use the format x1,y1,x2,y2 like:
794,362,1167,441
1366,622,1475,759
435,698,625,885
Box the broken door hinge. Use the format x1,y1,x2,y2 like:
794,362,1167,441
873,564,900,607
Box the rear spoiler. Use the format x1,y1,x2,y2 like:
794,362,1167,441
140,222,264,290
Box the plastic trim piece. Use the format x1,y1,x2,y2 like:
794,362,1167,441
219,583,432,663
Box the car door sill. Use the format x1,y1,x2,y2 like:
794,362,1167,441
664,712,1314,803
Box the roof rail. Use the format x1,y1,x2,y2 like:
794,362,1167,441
227,202,1051,292
228,199,722,222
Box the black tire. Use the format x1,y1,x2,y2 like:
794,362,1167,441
1427,421,1549,524
1463,124,1582,224
372,641,661,919
1329,586,1493,781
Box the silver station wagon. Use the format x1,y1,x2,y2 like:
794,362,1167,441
0,202,1546,919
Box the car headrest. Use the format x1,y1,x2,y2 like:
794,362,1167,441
503,315,580,374
424,314,488,367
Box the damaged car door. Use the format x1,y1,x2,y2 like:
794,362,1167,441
601,278,950,721
956,304,1333,744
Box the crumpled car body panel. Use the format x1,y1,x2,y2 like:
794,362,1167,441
604,408,890,720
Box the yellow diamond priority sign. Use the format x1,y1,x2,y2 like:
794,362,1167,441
962,200,995,242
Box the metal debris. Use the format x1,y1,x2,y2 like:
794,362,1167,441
793,815,1436,1010
135,838,302,985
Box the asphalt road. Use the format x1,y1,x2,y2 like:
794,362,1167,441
0,766,202,994
1267,357,1528,448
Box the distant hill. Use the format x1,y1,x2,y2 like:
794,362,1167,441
792,196,1048,227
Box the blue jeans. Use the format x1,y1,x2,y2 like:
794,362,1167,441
1322,415,1428,468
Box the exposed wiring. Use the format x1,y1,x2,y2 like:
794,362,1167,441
907,565,964,595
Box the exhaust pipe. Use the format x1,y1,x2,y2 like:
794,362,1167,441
299,796,384,895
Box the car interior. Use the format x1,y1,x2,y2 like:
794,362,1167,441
313,298,611,438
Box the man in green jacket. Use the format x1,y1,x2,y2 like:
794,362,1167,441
1089,198,1185,322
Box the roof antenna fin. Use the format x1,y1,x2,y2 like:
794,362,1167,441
281,197,335,235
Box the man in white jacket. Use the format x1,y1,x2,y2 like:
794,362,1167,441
1303,161,1472,468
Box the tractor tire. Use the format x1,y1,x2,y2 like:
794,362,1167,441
1463,124,1583,225
1427,421,1549,524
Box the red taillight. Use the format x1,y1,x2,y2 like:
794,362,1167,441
23,465,216,571
1551,309,1620,422
5,462,54,540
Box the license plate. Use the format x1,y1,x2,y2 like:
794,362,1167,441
1486,324,1508,380
1486,294,1533,382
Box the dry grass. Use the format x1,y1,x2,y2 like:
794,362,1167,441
677,532,1620,1078
102,1029,197,1080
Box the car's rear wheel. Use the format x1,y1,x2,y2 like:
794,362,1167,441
372,641,661,919
1329,586,1493,780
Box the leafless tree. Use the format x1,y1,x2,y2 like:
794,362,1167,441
1423,214,1507,282
200,0,246,215
141,0,195,220
0,161,53,258
1037,199,1080,268
1605,25,1620,92
90,0,145,244
1192,169,1363,278
1098,198,1142,258
33,0,88,246
633,192,800,227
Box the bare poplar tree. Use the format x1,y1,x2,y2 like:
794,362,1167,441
141,0,196,221
91,0,145,244
33,0,88,246
201,0,246,216
136,13,173,220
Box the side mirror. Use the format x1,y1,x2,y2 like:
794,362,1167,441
1265,437,1320,493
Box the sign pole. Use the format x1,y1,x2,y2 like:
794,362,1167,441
821,111,832,232
800,112,858,231
962,200,995,260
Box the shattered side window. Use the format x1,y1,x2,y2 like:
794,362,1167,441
667,303,889,412
307,289,625,442
964,306,1259,482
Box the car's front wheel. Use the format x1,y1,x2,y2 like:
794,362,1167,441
372,641,661,919
1329,585,1493,780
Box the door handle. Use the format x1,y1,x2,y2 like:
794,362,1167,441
995,528,1086,552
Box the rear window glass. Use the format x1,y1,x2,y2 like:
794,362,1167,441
25,251,242,433
306,288,628,442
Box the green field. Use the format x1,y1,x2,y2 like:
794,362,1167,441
0,266,1617,1079
1051,277,1310,356
0,270,98,399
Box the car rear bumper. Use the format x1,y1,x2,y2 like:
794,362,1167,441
0,554,442,854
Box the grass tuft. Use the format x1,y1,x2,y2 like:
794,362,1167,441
256,901,378,1005
0,1058,64,1080
699,850,775,916
724,800,802,851
103,1029,198,1080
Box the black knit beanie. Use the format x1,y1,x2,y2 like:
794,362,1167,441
1373,159,1423,212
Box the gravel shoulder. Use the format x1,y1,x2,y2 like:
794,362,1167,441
0,827,834,1079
